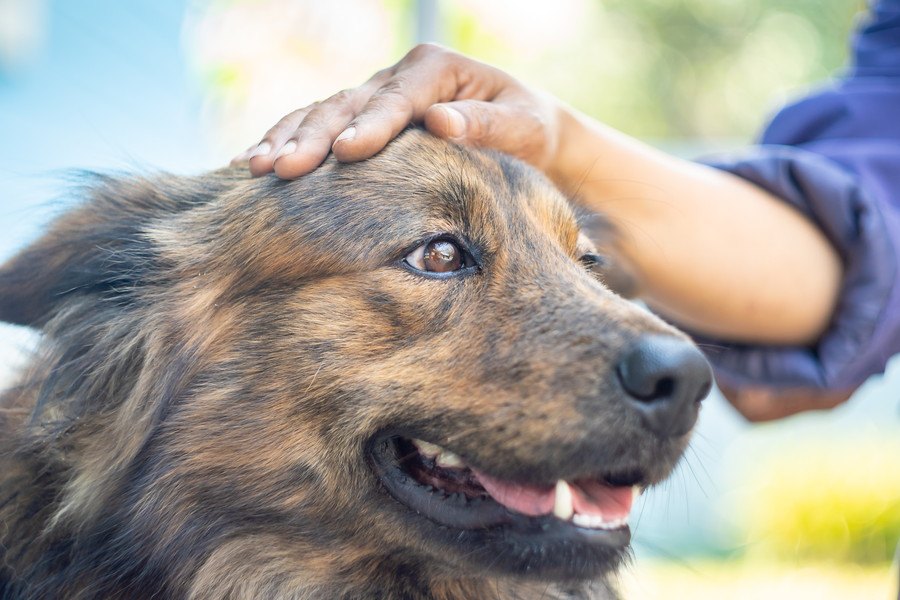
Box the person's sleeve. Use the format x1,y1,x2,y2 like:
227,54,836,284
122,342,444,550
696,0,900,392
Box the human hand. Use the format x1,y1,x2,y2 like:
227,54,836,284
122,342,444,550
233,44,564,180
718,383,852,422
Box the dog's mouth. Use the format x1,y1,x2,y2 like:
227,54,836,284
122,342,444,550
369,436,643,548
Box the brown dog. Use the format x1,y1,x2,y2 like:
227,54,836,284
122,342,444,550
0,129,711,599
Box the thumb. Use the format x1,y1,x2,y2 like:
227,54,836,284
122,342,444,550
423,99,549,166
423,102,471,141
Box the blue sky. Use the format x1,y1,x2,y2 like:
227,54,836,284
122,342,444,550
0,0,209,261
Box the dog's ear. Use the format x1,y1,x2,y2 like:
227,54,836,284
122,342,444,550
0,173,228,329
0,197,145,328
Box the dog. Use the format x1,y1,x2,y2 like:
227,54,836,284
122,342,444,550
0,128,711,599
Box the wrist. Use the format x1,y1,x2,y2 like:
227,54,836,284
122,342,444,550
545,106,647,203
545,104,598,194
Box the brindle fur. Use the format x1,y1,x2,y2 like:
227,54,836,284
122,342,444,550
0,129,689,599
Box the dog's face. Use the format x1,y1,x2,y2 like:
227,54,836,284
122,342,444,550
0,129,710,594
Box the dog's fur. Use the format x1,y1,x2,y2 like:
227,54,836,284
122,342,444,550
0,129,692,599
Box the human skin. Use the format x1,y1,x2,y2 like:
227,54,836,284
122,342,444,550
235,44,845,419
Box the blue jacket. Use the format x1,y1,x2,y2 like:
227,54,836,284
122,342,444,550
702,0,900,392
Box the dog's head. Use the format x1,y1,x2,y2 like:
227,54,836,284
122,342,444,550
0,129,710,594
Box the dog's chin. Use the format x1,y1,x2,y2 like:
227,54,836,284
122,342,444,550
367,434,653,579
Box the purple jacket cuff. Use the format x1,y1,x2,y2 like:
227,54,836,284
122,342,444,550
697,146,899,391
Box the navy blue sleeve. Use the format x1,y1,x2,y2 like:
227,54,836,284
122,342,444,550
697,0,900,392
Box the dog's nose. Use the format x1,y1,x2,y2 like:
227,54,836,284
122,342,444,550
616,335,712,438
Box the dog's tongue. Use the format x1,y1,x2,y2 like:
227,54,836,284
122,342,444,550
471,470,556,516
574,479,634,520
472,470,634,520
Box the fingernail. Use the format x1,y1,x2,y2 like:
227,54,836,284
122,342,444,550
250,142,272,158
234,146,255,161
276,141,298,158
334,126,356,144
442,107,466,138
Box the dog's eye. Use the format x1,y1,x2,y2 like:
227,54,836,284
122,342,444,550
405,239,470,274
579,253,606,269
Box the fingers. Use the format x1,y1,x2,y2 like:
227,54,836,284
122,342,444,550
230,146,255,166
329,80,421,162
237,44,522,178
245,108,312,176
422,97,554,168
241,77,384,178
270,90,366,179
238,67,392,178
718,383,853,422
329,60,465,161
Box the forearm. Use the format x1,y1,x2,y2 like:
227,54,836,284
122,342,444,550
549,106,842,345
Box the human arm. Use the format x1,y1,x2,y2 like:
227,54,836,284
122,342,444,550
692,0,900,410
548,109,842,346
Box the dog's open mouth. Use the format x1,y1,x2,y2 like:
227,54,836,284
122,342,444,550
370,436,642,547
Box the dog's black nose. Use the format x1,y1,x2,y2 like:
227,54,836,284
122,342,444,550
616,335,712,438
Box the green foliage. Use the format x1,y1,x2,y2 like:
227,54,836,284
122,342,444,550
443,0,865,140
737,436,900,564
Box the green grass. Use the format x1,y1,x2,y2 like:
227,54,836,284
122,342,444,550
736,436,900,564
619,559,896,600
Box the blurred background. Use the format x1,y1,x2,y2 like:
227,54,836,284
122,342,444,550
0,0,897,598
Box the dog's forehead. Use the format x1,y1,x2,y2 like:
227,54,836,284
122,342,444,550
350,130,581,253
216,130,582,283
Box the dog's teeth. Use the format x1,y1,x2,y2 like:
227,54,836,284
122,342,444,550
572,514,599,528
412,440,465,468
633,485,643,499
435,450,464,468
571,513,629,530
553,480,574,521
413,439,443,458
573,514,603,529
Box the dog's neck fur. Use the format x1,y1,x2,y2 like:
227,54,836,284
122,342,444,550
188,560,614,600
